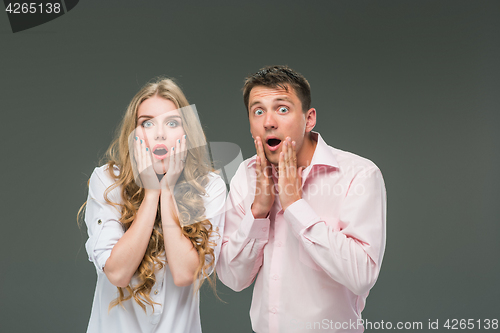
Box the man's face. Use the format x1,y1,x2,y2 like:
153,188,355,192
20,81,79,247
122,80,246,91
248,85,315,165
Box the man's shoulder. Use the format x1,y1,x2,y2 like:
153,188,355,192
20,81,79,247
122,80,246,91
226,155,257,193
233,154,258,173
331,146,378,167
321,141,382,178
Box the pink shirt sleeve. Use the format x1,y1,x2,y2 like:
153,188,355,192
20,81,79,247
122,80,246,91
283,167,386,295
216,161,271,291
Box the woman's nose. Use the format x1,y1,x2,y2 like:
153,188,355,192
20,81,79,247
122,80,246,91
155,126,166,140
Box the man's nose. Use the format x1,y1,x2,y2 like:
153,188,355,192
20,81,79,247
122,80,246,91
263,112,277,129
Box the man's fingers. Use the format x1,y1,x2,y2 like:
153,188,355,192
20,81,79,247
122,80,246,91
285,139,292,178
256,136,269,174
256,137,267,163
279,150,285,181
288,138,294,166
297,166,304,187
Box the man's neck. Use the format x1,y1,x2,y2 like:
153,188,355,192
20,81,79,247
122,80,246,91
297,133,317,169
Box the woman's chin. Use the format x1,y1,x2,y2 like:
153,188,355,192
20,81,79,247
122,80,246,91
152,163,165,175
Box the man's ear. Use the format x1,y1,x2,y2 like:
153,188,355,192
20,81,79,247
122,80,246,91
305,108,316,133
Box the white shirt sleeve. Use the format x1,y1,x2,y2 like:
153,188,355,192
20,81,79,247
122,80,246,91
84,166,124,273
201,173,227,276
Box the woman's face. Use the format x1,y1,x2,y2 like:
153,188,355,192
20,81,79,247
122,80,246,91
136,96,186,174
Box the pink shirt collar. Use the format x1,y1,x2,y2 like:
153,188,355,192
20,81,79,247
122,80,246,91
247,131,339,172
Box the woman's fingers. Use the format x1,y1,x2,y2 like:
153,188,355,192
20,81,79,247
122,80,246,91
169,144,175,172
144,144,153,169
134,135,140,167
181,135,187,164
175,138,181,168
135,136,145,172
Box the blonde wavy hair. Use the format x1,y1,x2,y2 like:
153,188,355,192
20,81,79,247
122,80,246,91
82,78,218,312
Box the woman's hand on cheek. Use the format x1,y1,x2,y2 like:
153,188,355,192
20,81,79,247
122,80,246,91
160,135,187,192
134,136,161,191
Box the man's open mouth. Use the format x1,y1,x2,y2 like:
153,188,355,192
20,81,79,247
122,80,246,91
267,138,281,147
266,137,282,151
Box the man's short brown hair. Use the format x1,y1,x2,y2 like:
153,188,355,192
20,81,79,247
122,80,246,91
243,65,311,114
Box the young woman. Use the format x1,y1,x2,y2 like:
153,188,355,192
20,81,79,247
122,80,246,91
82,78,226,333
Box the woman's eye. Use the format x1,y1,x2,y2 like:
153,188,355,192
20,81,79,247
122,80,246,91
278,107,288,113
142,120,153,128
167,120,179,127
254,109,264,116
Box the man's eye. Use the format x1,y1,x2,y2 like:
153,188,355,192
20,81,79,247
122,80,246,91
277,107,288,113
254,109,264,116
142,120,153,128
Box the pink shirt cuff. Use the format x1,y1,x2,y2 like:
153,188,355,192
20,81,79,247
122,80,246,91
284,199,326,244
238,212,271,240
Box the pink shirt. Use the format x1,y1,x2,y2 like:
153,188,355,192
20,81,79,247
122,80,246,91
217,132,386,333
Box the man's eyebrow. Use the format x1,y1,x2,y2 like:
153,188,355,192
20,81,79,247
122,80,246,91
248,100,262,109
275,96,294,104
249,96,294,109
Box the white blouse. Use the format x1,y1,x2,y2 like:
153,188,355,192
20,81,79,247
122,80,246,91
84,165,226,333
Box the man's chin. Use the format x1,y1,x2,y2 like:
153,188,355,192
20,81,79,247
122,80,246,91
265,156,279,166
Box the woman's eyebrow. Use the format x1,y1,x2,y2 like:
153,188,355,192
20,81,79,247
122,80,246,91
137,115,182,120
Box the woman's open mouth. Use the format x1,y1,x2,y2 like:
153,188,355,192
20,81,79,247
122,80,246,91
152,144,168,159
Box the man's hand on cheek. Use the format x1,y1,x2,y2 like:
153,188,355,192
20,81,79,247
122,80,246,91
251,136,275,218
278,137,303,212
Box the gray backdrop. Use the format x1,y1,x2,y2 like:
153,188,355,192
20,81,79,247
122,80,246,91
1,1,499,332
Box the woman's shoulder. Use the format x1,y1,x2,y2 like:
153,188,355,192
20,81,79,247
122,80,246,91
89,164,122,201
92,164,120,183
205,171,227,195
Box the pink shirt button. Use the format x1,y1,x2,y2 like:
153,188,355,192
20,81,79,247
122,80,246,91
271,308,277,314
261,227,268,232
273,274,279,280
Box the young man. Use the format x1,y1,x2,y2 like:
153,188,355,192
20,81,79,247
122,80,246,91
217,66,386,333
